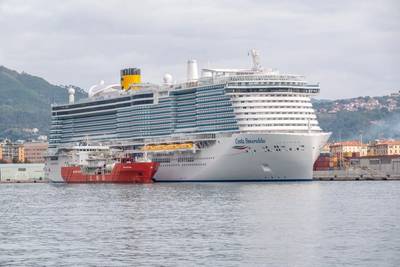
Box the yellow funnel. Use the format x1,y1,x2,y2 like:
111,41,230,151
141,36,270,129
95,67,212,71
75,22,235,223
120,68,141,90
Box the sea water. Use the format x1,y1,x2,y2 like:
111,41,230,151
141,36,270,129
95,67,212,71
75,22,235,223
0,182,399,266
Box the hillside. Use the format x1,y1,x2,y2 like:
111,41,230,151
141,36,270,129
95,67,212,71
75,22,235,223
0,66,87,140
313,94,400,141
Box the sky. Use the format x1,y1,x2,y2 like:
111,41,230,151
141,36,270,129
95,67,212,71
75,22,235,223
0,0,399,99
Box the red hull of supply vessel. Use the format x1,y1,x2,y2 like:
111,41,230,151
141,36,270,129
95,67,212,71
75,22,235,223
61,162,159,183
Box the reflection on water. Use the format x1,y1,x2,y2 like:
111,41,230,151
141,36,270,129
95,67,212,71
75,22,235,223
0,182,399,266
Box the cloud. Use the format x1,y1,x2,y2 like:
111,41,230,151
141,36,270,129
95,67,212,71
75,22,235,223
0,0,399,99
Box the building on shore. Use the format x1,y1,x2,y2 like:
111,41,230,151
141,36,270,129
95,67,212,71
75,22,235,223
0,139,25,163
329,140,368,157
367,140,400,156
0,139,49,163
328,139,400,158
24,142,48,163
18,145,25,162
315,139,400,171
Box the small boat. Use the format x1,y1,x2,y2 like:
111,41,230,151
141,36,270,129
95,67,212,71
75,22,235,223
61,157,159,183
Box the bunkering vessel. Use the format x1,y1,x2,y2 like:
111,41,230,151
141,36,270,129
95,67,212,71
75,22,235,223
61,158,158,184
45,50,330,182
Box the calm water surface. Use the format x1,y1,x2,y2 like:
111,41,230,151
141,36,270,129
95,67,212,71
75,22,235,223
0,182,399,266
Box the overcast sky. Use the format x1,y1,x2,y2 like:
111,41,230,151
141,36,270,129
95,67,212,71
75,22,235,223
0,0,399,99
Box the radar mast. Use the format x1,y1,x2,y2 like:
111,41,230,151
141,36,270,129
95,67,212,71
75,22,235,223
250,49,263,72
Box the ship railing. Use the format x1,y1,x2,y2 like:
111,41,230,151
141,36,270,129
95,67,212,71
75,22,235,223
164,75,319,93
235,130,325,137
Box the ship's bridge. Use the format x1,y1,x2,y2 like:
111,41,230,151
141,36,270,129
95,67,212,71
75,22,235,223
220,71,322,133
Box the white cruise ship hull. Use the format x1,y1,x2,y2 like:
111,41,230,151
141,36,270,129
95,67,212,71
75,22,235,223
46,132,329,182
154,132,329,181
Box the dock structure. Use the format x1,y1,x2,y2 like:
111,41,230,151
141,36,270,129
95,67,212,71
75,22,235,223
313,169,400,181
0,163,47,183
314,154,400,181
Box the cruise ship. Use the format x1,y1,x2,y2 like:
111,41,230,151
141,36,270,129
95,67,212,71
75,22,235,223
45,50,330,182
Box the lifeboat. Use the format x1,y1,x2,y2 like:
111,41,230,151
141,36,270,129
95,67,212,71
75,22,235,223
142,143,193,151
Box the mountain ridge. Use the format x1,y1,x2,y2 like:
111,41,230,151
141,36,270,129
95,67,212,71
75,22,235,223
0,66,87,140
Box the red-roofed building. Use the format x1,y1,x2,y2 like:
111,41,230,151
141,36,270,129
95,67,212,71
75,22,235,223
368,140,400,156
329,141,368,157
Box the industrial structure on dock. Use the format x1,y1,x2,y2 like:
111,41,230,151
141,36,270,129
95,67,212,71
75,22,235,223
314,139,400,177
0,163,45,182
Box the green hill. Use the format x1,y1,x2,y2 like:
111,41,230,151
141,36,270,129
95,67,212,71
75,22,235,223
313,96,400,141
0,66,87,140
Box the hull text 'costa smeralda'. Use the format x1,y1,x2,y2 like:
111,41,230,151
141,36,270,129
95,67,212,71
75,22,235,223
45,50,330,182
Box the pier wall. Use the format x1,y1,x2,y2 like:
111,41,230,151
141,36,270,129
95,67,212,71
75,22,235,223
0,163,45,183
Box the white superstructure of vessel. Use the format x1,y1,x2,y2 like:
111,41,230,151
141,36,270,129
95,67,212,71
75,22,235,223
45,50,330,182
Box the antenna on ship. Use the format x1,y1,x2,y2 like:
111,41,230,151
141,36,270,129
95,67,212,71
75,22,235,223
249,49,263,72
